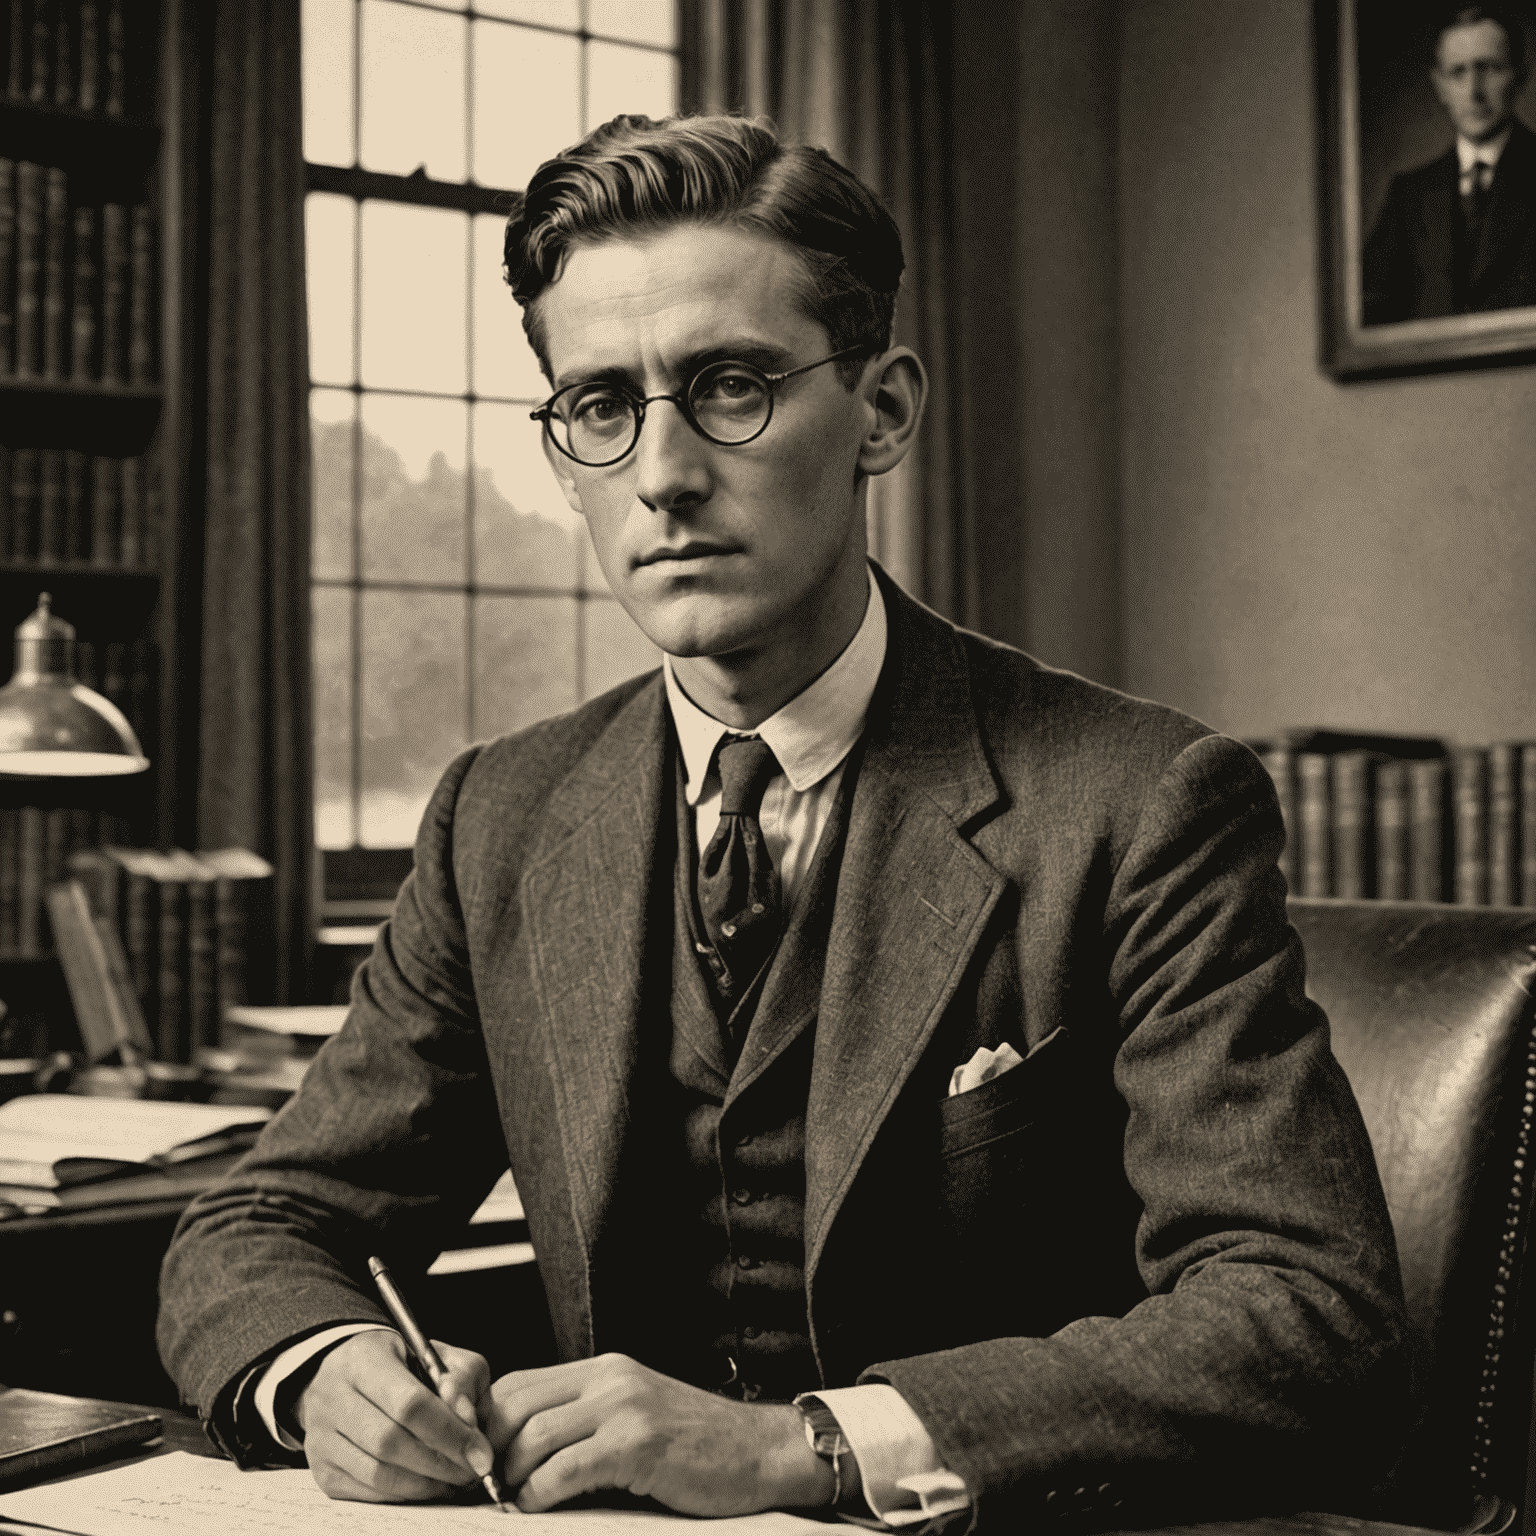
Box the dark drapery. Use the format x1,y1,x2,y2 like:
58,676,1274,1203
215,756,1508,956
197,0,313,1002
680,0,978,629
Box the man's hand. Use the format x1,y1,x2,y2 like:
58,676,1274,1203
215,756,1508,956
294,1329,498,1503
486,1354,835,1515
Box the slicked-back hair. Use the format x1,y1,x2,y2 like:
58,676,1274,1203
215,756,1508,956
1429,5,1529,73
502,113,904,387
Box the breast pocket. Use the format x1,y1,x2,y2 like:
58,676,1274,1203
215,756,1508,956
938,1026,1071,1159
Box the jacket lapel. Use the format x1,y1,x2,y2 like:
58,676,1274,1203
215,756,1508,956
519,676,669,1273
1473,122,1536,292
805,575,1008,1280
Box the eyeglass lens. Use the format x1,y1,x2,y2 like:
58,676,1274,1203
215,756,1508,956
547,361,775,465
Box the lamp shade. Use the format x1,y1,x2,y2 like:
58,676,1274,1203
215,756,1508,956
0,594,149,776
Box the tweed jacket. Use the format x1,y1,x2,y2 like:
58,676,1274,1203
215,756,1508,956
158,569,1408,1529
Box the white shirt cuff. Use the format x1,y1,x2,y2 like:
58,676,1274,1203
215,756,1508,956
253,1323,397,1450
811,1384,970,1528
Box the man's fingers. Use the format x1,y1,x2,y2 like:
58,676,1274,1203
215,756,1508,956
353,1376,485,1486
308,1425,464,1504
485,1363,587,1452
501,1398,601,1488
515,1433,609,1514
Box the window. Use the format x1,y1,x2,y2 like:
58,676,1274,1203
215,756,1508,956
301,0,677,907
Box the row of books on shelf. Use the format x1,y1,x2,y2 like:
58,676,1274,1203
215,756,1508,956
0,161,154,385
0,802,134,956
1254,730,1536,905
3,0,131,117
0,442,155,564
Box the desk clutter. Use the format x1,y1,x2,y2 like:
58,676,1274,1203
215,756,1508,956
0,1384,160,1486
1252,728,1536,905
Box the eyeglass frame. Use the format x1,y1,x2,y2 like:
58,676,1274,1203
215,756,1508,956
529,344,877,468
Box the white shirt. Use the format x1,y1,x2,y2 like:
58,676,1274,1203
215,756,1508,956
1458,125,1512,194
254,567,968,1526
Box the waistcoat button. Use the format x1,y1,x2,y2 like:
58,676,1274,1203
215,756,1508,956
736,1254,760,1270
730,1187,753,1205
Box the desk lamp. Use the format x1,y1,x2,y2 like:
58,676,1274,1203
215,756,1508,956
0,594,149,776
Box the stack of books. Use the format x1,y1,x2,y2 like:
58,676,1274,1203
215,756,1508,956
3,1,134,118
195,1003,346,1107
0,1093,270,1217
1253,729,1536,906
0,444,159,565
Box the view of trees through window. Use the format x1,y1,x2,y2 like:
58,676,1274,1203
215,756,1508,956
302,0,677,854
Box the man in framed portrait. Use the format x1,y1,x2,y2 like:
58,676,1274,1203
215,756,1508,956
1362,4,1536,324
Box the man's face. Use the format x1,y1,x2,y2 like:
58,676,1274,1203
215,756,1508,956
1432,20,1525,143
533,224,873,664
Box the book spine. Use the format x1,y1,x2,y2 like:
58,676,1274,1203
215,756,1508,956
102,637,128,718
37,445,61,560
214,875,248,1021
103,0,123,115
128,634,153,755
29,0,51,102
43,805,67,889
6,1,24,99
77,0,99,110
188,879,218,1054
1259,748,1296,892
1454,747,1490,906
1374,759,1410,902
0,810,17,954
41,164,66,379
48,880,121,1061
1409,758,1448,902
90,453,117,564
128,203,153,384
1490,742,1521,908
10,444,37,560
157,877,186,1062
14,160,42,377
0,157,14,375
119,453,143,565
122,869,156,1035
62,446,87,558
17,804,44,957
99,201,126,383
1297,753,1333,898
1331,752,1372,900
70,202,95,381
1524,747,1536,907
52,0,72,107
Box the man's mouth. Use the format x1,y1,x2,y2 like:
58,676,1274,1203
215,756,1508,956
634,543,739,568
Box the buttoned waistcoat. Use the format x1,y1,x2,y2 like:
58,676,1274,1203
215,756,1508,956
158,565,1408,1529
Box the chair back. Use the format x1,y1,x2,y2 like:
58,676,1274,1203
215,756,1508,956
1290,898,1536,1532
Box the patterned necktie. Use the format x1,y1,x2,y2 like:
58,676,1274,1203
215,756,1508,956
697,735,782,1001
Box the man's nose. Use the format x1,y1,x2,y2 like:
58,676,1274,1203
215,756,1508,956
634,397,712,513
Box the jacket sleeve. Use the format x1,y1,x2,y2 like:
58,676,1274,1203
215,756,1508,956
864,735,1410,1529
156,743,512,1457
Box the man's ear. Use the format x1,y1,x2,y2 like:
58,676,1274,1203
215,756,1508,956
541,434,585,516
856,346,928,478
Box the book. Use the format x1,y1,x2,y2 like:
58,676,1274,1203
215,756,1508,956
77,0,99,111
5,3,23,99
1331,752,1373,900
99,201,126,382
70,202,96,381
1453,747,1489,906
67,846,120,928
28,0,52,103
197,847,275,1020
104,848,158,1034
1256,727,1447,760
41,164,66,379
1489,742,1521,907
1296,753,1332,898
16,804,44,956
118,452,142,563
8,445,36,558
1374,759,1410,902
1409,758,1448,902
0,1095,272,1188
47,878,154,1062
128,203,153,383
1259,747,1296,892
103,0,123,115
13,160,41,376
0,1386,160,1483
0,810,16,954
90,453,117,563
52,0,73,107
0,1159,233,1215
0,157,14,374
36,445,61,560
127,634,153,754
62,446,87,557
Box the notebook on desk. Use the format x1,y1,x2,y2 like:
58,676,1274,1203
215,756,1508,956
0,1386,160,1486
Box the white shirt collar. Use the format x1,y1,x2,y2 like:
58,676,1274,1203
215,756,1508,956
1459,125,1513,174
664,566,888,805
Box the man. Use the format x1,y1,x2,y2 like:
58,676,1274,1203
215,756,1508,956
159,114,1407,1529
1363,5,1536,324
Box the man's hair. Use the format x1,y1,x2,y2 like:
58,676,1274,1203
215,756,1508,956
1429,5,1529,73
502,113,904,386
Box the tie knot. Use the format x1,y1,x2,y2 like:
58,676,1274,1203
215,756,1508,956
715,735,779,817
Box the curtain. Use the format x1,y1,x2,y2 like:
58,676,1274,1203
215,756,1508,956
680,0,978,629
196,0,313,1002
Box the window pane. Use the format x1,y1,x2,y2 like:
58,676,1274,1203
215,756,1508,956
360,589,468,846
473,594,577,738
303,0,356,165
584,596,660,699
587,0,675,48
312,389,355,582
472,21,581,190
360,394,467,584
586,40,678,132
313,584,354,850
472,401,581,589
477,0,579,26
360,0,466,181
359,203,468,392
472,213,546,400
306,193,356,386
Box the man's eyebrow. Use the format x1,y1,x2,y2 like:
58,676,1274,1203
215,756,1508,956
553,340,797,392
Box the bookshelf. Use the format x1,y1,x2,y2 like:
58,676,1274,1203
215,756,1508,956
0,0,198,1053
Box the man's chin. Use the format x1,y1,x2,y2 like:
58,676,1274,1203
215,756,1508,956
625,594,766,663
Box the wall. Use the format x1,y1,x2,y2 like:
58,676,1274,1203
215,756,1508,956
1118,0,1536,746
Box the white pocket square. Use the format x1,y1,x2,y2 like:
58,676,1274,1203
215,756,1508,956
948,1041,1025,1097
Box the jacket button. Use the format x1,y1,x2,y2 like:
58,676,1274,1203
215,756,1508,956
730,1188,753,1205
1045,1491,1057,1504
735,1133,753,1147
1098,1483,1111,1495
736,1254,760,1270
743,1325,760,1339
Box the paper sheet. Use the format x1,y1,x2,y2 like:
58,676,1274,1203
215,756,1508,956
0,1451,832,1536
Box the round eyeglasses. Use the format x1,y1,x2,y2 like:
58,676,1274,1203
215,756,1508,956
529,346,873,468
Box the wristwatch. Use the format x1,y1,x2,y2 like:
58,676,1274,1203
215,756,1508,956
794,1393,856,1511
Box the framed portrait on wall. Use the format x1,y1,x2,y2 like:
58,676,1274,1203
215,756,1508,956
1316,0,1536,378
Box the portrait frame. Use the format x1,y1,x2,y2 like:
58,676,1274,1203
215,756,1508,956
1316,0,1536,379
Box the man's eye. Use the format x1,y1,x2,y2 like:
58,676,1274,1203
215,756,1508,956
570,391,629,424
695,371,767,405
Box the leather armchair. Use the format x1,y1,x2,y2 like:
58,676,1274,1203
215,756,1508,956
1288,898,1536,1535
